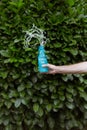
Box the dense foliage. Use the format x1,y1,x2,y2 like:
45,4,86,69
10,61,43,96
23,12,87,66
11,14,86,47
0,0,87,130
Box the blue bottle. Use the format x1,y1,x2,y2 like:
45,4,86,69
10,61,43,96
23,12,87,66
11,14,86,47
38,45,48,73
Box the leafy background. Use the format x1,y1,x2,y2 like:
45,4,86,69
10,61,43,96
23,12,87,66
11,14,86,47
0,0,87,130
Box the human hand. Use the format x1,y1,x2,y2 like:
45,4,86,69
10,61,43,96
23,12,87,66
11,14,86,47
42,64,58,74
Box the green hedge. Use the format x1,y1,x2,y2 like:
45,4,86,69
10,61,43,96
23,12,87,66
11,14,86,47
0,0,87,130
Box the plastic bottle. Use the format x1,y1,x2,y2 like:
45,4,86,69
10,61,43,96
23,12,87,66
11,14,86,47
38,45,48,73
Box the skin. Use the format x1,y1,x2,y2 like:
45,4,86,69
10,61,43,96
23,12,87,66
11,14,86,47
42,62,87,74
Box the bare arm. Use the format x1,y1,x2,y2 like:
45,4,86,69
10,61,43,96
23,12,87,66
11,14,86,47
43,62,87,74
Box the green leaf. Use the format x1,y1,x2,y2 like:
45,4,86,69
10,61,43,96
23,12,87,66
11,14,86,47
66,93,73,102
84,104,87,109
46,104,52,112
9,0,24,9
15,99,21,108
1,92,8,99
0,118,3,125
66,0,75,6
70,49,78,56
66,86,74,94
77,86,84,92
5,101,12,109
31,76,37,83
59,95,65,101
38,108,44,117
41,84,47,88
3,117,9,126
0,50,10,57
49,85,55,92
80,92,87,101
9,90,18,98
12,74,20,79
66,102,74,109
33,103,39,113
3,83,8,90
47,117,55,128
38,119,44,128
64,48,78,56
0,71,8,79
84,112,87,119
18,84,25,92
5,124,12,130
21,99,28,106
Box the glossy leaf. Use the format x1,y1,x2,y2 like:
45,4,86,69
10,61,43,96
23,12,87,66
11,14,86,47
33,103,39,113
15,99,22,108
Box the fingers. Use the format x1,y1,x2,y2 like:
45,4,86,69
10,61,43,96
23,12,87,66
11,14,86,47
41,70,56,75
42,64,49,67
42,64,56,69
42,64,57,75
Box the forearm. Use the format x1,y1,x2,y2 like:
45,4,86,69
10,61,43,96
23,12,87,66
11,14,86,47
56,62,87,74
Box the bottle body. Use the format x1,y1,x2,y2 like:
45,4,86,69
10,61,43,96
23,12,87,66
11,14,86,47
38,45,48,73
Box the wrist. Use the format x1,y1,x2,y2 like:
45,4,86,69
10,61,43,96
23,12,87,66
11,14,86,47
55,66,60,73
55,66,65,74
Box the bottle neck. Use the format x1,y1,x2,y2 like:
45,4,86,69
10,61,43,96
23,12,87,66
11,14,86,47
38,45,45,56
38,45,44,50
38,45,45,52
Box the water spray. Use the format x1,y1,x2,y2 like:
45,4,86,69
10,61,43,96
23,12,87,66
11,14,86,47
24,24,48,73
